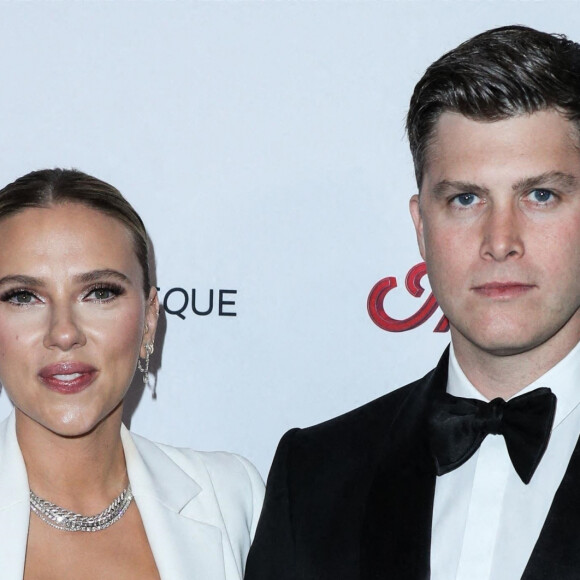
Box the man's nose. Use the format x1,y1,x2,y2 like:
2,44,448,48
479,204,524,262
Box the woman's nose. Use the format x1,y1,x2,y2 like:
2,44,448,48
43,304,86,350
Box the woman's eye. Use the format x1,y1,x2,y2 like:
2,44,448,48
86,285,123,301
90,288,114,301
7,291,37,305
451,193,479,207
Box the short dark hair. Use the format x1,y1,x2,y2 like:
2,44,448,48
0,168,151,295
406,25,580,187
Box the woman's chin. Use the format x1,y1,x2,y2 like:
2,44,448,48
16,403,123,440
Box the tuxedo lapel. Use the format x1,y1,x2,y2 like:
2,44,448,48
360,350,449,580
122,429,240,580
522,432,580,579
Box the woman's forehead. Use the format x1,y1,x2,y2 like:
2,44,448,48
0,204,140,277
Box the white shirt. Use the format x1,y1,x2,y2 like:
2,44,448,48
430,341,580,580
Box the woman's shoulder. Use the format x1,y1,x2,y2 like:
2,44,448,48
127,430,264,518
159,441,263,495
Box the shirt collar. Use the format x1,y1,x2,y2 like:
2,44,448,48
447,340,580,429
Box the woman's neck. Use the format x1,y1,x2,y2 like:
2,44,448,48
15,406,128,514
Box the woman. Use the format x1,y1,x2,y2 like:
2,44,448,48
0,168,264,579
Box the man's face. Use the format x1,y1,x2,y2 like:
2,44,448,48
410,110,580,362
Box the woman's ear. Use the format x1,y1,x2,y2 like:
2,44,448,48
140,287,159,358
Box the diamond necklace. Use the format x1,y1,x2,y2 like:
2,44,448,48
29,484,133,532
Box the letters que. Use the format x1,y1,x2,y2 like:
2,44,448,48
367,262,448,332
158,288,237,320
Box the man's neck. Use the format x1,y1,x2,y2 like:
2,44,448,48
451,329,580,400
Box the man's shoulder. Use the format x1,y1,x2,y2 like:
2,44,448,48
279,362,441,467
307,369,434,436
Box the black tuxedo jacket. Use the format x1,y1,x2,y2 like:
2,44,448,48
245,349,580,579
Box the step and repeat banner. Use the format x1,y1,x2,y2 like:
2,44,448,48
0,1,575,476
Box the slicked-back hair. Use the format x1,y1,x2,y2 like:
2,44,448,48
0,168,151,295
407,25,580,188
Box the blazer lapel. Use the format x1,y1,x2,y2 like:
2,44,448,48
0,412,31,580
122,429,237,580
360,349,449,580
522,432,580,579
0,415,242,580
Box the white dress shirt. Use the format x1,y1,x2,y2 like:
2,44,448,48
431,341,580,580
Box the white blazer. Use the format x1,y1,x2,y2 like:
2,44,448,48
0,412,265,580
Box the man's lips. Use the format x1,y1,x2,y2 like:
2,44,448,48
471,282,535,298
38,362,98,394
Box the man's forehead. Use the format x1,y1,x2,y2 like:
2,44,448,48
420,109,580,192
428,109,580,150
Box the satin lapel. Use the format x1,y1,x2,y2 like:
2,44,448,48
522,432,580,579
360,349,448,580
122,430,237,580
0,412,31,580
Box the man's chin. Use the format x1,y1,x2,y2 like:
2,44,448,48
450,324,547,358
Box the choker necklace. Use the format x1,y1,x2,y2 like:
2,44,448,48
29,484,133,532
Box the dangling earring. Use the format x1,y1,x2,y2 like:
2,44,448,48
138,343,154,386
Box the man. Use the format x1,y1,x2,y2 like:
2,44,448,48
244,26,580,579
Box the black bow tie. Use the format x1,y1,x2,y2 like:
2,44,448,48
428,387,556,484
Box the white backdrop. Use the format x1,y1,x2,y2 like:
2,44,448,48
0,0,576,477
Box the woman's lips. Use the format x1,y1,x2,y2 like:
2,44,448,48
472,282,535,298
38,362,97,394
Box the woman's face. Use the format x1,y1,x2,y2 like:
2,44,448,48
0,203,158,437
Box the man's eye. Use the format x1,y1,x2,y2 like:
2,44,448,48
528,189,554,203
451,193,478,207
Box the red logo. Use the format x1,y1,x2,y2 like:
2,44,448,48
367,262,449,332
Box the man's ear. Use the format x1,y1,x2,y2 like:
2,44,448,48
409,194,426,260
140,287,159,358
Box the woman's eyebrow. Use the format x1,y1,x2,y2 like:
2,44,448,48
73,270,131,284
0,274,44,287
0,270,132,288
